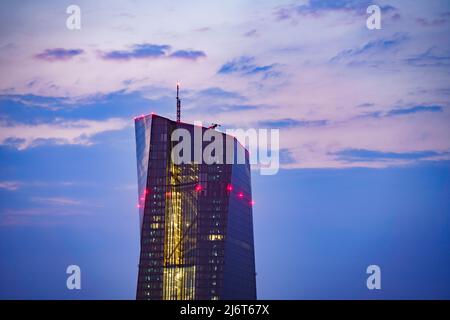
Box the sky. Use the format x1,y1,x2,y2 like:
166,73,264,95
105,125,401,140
0,0,449,299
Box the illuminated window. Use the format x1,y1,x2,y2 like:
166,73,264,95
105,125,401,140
208,234,224,241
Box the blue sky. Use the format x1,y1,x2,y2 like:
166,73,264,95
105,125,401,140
0,0,449,299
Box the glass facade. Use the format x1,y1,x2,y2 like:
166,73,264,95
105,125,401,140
134,114,256,300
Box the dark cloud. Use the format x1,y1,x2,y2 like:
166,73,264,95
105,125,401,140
101,44,170,60
356,103,375,108
101,44,206,61
169,50,206,60
34,48,84,61
218,56,280,78
386,105,443,116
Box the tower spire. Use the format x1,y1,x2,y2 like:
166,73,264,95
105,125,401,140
176,82,181,122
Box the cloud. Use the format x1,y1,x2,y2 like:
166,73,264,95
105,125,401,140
333,149,443,163
244,29,258,37
258,118,328,128
179,87,270,116
386,105,443,116
0,181,21,191
34,48,84,61
0,180,89,192
31,197,82,206
416,12,450,27
0,207,89,226
197,87,246,100
416,17,447,27
101,43,206,61
186,102,262,115
202,104,260,114
169,50,206,60
1,1,448,172
278,107,450,169
330,33,409,64
280,148,296,165
357,103,375,108
275,1,396,20
0,118,130,150
355,105,444,120
218,56,279,78
0,90,168,126
405,48,450,67
0,93,80,111
101,44,170,60
194,27,211,32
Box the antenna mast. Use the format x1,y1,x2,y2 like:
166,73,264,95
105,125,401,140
176,82,181,122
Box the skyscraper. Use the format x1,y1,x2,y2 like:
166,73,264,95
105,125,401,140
134,112,257,300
